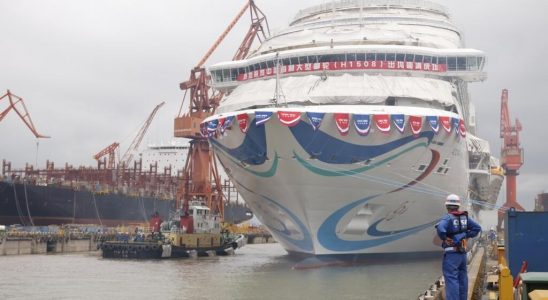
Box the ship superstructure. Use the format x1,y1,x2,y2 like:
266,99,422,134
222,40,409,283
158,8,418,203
201,0,493,255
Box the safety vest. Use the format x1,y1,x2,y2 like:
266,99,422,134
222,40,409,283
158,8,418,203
442,211,469,250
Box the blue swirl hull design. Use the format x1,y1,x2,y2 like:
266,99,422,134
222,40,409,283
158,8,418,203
208,106,468,255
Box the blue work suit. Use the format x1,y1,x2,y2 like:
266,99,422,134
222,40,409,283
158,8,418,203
436,212,481,300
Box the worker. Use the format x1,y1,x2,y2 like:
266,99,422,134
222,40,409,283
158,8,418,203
436,194,481,300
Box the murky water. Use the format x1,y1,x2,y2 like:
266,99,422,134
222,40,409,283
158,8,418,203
0,244,442,300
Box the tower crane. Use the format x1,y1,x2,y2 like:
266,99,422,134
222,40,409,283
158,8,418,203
93,142,119,169
0,90,49,138
174,0,269,220
120,101,165,167
498,89,525,230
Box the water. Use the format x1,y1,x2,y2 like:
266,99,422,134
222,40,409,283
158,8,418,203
0,244,442,300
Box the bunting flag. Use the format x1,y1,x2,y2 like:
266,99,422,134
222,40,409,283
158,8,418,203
409,115,423,136
237,113,249,133
391,114,406,133
439,116,452,133
334,113,350,136
277,111,301,127
255,111,273,126
459,119,466,137
374,114,391,133
221,115,234,134
353,114,371,136
207,119,219,133
426,116,439,134
306,112,325,131
451,117,460,136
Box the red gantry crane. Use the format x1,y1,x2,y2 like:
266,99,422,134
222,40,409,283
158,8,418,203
498,89,525,230
0,90,49,138
174,0,269,221
93,142,119,170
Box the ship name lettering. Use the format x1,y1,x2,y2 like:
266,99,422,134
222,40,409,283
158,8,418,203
266,68,273,75
415,62,422,70
397,61,405,69
296,64,303,71
287,65,295,72
304,63,312,71
313,63,321,70
259,69,265,77
340,61,347,68
322,62,330,70
371,61,376,68
406,61,414,69
423,63,431,71
387,61,396,69
432,64,439,71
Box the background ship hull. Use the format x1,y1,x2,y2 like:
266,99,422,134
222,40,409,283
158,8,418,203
209,106,469,255
0,181,252,226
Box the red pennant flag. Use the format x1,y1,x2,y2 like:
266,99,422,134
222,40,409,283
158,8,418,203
277,111,301,127
237,113,249,133
374,114,391,133
334,113,350,136
409,115,423,136
459,119,466,137
439,116,452,133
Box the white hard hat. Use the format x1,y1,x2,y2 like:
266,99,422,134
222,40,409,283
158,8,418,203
445,194,461,207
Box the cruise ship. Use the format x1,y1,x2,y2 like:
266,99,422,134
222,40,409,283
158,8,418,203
203,0,494,255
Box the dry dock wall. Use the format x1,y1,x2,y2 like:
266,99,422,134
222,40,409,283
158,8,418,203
0,237,97,256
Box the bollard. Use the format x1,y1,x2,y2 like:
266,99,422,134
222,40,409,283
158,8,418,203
498,263,514,300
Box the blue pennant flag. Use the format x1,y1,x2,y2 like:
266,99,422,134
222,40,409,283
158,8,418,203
426,116,439,134
255,111,273,126
353,114,371,136
306,112,325,131
451,117,460,135
207,119,218,133
392,114,406,133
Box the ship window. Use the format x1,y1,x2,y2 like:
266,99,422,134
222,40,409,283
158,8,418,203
437,167,444,173
357,53,365,61
396,54,405,61
443,159,449,165
347,53,356,61
386,53,396,61
230,69,236,81
444,168,450,174
447,57,457,71
366,53,375,61
467,57,478,70
290,57,299,65
238,67,246,75
249,64,255,72
457,57,467,70
266,60,274,68
319,55,332,62
438,56,447,65
405,54,414,62
414,55,423,63
282,58,291,66
477,57,484,68
222,69,230,82
308,55,318,63
377,53,386,61
417,164,426,171
298,56,309,64
423,56,432,63
253,63,260,71
260,61,267,69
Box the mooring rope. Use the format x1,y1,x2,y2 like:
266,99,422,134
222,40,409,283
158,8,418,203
12,182,27,226
23,182,35,226
91,192,103,226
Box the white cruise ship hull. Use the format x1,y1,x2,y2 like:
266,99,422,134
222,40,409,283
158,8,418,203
206,105,468,255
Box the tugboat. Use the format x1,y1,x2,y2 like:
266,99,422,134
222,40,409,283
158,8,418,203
99,200,246,259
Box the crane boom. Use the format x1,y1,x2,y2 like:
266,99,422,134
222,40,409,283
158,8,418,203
0,90,49,138
121,101,165,166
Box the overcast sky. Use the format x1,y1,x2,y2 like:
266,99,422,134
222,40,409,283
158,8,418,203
1,0,547,213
